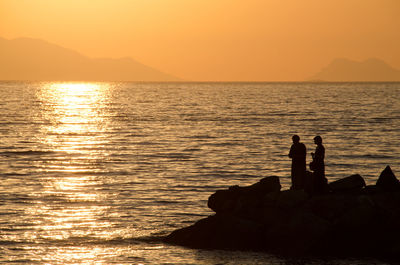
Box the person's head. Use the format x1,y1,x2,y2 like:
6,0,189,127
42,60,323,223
292,135,300,144
314,135,322,145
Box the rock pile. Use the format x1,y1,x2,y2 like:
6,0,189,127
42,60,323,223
164,166,400,258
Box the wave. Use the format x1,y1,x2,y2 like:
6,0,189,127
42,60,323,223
183,135,218,139
331,154,395,160
142,152,193,160
0,234,168,247
0,150,61,157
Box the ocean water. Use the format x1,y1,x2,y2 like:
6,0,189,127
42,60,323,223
0,81,399,264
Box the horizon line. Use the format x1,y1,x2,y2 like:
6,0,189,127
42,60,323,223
1,79,400,84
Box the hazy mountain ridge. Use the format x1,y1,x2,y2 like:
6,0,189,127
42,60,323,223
310,58,400,82
2,37,399,82
0,37,180,82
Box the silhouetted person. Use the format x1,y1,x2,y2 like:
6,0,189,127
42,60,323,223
288,135,306,190
310,135,328,194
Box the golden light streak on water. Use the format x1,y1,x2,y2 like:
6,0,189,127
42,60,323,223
26,82,118,261
37,82,111,154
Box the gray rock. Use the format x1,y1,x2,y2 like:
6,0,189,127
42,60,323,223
376,165,400,191
329,174,366,192
372,191,400,215
334,199,377,230
363,184,383,194
265,211,330,255
276,189,308,209
164,214,266,250
248,176,281,195
207,189,240,213
304,193,358,221
207,176,281,213
166,169,400,259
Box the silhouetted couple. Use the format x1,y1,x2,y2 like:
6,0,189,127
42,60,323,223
288,135,327,194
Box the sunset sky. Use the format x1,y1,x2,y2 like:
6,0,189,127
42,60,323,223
1,0,399,81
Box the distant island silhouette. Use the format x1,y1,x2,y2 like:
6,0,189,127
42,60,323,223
0,37,180,82
309,58,400,82
2,36,400,83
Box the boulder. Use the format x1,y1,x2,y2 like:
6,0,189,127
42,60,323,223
329,174,366,193
333,198,377,231
232,194,265,221
323,201,386,255
384,211,400,251
265,211,330,256
164,214,266,250
165,167,400,259
250,176,281,194
276,189,308,209
363,184,383,194
262,191,280,207
387,244,400,258
372,191,400,215
207,176,281,213
207,189,242,213
376,165,400,191
304,193,359,221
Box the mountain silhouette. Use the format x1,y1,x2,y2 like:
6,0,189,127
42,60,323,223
0,37,180,82
309,58,400,82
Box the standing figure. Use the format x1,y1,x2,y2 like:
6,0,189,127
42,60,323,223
310,135,327,193
288,135,306,190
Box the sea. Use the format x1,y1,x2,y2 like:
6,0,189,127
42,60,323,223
0,81,399,264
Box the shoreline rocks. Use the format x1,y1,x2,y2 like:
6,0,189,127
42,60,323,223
164,166,400,259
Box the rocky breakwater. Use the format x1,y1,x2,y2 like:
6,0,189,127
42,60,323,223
164,166,400,258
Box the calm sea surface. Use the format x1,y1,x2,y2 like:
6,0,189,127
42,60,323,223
0,82,399,264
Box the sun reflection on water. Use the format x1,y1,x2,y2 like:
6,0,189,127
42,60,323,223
28,82,119,263
38,82,110,153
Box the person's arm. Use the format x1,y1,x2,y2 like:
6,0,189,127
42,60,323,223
289,145,294,158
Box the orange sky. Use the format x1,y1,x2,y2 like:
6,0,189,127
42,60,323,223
1,0,399,81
